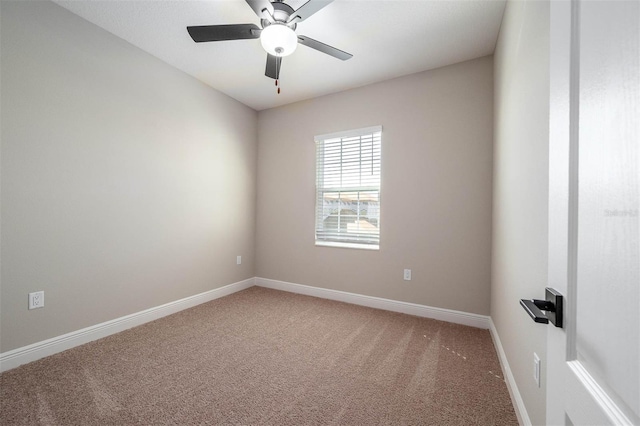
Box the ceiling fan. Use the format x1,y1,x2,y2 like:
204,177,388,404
187,0,352,89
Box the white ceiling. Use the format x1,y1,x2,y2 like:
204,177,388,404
53,0,506,111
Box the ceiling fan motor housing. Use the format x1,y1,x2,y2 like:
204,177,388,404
261,1,297,31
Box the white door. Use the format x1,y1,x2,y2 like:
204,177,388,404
547,0,639,425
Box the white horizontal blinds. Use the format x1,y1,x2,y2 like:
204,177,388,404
315,126,382,247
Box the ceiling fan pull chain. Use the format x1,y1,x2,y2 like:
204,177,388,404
276,56,281,94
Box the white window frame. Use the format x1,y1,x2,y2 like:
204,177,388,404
314,125,382,250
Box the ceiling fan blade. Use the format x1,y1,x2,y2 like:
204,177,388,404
245,0,274,20
288,0,334,23
297,35,353,60
187,24,260,43
265,54,282,80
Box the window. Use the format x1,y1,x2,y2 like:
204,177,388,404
315,126,382,249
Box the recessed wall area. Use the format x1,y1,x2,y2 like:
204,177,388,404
256,57,494,316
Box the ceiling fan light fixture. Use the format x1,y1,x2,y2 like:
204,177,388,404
260,24,298,57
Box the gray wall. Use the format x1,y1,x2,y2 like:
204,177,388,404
492,0,549,424
256,57,494,315
0,1,257,352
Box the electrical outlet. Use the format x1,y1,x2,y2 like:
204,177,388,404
29,291,45,310
403,269,412,281
533,353,541,387
236,255,242,265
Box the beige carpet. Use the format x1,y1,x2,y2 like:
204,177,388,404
1,287,517,425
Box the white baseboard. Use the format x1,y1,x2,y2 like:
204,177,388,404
1,277,492,374
0,278,255,373
255,277,490,329
489,318,531,426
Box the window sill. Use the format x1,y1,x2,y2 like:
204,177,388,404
315,241,379,251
